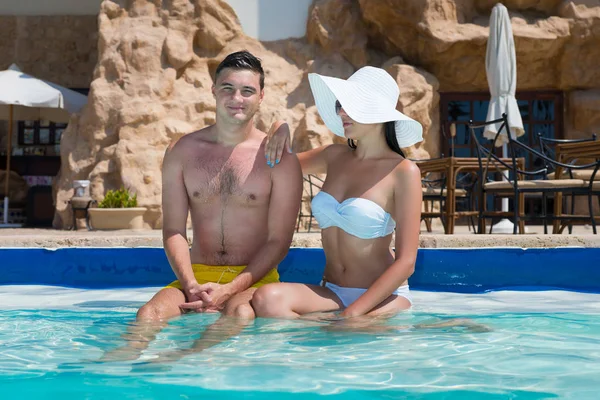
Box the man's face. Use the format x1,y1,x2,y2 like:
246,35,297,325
212,68,264,124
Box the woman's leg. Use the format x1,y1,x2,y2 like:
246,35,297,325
366,294,412,317
252,282,343,318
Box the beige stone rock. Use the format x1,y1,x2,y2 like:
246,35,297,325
567,89,600,137
560,14,600,89
164,23,195,70
558,1,600,18
357,0,574,92
475,0,563,13
384,57,440,159
194,0,243,55
293,106,337,153
264,39,316,69
307,0,369,68
42,0,600,228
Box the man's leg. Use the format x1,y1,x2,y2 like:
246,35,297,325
188,288,257,351
150,288,258,363
100,288,185,361
252,282,343,318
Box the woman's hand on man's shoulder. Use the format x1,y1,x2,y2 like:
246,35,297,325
265,120,292,167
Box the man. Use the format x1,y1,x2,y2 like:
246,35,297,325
103,50,302,361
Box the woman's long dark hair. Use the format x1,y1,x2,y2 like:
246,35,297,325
384,121,405,157
347,121,405,157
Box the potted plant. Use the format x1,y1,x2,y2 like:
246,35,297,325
88,187,147,230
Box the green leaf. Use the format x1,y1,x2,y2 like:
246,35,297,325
98,187,138,208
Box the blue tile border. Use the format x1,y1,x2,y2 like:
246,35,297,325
1,247,598,293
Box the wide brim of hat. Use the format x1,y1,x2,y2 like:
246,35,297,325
308,72,423,148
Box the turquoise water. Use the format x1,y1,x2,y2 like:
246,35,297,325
1,305,600,399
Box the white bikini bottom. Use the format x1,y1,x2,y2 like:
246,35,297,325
322,281,412,308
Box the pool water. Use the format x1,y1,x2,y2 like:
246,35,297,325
1,288,600,399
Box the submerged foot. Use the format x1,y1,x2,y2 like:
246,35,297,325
99,347,144,362
415,318,493,333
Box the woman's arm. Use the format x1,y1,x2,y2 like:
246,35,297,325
340,160,422,317
265,120,333,175
297,146,332,175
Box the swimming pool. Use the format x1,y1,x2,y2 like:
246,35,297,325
1,247,599,399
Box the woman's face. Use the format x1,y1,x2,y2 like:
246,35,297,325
335,100,377,140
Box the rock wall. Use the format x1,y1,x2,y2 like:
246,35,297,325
52,0,600,228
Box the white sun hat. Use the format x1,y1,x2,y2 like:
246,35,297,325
308,66,423,148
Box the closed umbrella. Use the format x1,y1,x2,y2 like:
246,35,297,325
0,64,87,227
484,4,525,233
484,3,524,143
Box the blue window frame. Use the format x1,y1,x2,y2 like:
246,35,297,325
440,91,564,171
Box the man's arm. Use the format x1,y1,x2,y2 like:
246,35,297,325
162,141,196,295
227,150,303,294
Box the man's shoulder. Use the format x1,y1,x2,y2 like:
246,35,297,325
168,126,215,154
248,128,268,148
269,150,301,181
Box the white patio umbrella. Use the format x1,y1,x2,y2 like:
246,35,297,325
0,64,87,227
484,4,525,233
484,3,524,144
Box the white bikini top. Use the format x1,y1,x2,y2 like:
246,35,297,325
311,191,396,239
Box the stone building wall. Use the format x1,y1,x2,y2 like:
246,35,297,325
0,15,98,88
0,15,98,149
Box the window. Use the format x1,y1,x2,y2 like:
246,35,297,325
18,120,66,147
440,91,563,170
15,87,89,155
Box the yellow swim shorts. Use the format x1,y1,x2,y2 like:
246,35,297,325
165,264,280,290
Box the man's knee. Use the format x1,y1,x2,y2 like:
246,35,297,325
136,302,160,321
137,301,174,322
136,288,184,322
251,285,286,317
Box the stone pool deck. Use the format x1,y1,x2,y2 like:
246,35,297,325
0,227,599,248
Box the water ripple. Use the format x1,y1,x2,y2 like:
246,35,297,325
1,304,600,397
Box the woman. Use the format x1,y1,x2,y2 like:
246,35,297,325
251,66,423,319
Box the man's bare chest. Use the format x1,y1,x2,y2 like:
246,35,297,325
183,153,271,206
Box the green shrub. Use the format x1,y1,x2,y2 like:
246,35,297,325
98,187,138,208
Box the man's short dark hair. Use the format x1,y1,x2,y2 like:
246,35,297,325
215,50,265,90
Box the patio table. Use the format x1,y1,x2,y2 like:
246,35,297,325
416,156,524,234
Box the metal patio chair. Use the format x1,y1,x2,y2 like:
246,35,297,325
469,113,600,234
537,133,599,233
296,174,324,232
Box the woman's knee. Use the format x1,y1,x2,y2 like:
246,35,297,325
251,284,288,317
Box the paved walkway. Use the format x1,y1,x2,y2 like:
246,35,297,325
0,224,598,248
